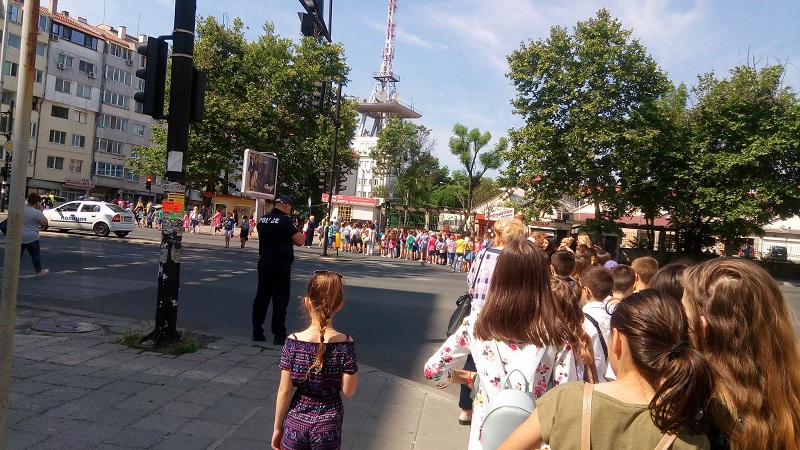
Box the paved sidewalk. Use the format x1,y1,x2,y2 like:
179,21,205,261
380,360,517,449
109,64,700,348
6,305,469,449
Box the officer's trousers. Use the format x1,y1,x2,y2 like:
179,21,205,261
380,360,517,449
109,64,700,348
252,258,292,338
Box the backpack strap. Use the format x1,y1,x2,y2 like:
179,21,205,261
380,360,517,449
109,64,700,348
654,431,679,450
581,382,593,450
585,314,608,361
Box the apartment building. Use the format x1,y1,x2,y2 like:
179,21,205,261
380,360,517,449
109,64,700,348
352,135,383,199
1,0,160,203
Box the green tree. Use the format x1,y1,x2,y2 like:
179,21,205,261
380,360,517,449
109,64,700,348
670,65,800,254
504,9,670,239
448,123,505,230
370,119,438,209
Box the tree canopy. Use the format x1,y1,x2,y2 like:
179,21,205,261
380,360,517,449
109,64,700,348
448,123,505,224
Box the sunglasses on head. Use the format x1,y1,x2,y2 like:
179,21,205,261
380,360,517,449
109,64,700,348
314,270,343,279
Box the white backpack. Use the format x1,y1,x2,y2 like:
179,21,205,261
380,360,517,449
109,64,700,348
480,343,546,450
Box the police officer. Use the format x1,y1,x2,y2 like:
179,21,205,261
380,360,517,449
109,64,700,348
252,195,304,344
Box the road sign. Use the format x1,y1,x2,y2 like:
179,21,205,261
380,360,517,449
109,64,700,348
161,182,185,193
3,141,12,152
162,193,185,214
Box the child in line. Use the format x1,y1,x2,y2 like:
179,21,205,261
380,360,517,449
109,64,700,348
580,266,614,382
239,215,250,248
272,271,358,450
609,264,637,305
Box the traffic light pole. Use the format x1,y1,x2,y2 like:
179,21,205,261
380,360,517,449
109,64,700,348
322,83,342,257
141,0,196,347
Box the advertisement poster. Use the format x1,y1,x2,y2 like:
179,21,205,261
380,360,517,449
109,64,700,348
242,149,279,200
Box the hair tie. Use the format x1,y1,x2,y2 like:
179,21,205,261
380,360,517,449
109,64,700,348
668,339,688,361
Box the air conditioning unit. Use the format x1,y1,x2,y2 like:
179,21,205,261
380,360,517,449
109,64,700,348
88,72,95,78
57,63,65,69
50,33,59,41
125,60,133,66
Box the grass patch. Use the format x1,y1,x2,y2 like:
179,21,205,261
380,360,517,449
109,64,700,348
116,320,213,356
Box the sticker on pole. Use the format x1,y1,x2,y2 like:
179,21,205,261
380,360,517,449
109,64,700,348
162,193,185,214
161,182,185,193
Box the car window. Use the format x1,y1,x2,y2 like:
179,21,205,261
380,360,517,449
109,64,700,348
106,204,126,213
58,202,80,212
80,204,102,213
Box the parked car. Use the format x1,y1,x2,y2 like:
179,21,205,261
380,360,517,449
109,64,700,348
764,246,788,262
41,201,135,237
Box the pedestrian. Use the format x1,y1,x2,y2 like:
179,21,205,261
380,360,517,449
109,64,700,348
271,271,358,450
223,212,236,248
189,206,201,234
500,289,713,450
304,215,316,247
182,211,190,233
211,209,222,235
239,214,250,248
682,258,800,450
424,238,582,449
252,195,305,345
21,194,49,277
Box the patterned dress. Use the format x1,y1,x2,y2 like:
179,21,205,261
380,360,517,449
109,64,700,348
423,314,579,450
279,336,358,450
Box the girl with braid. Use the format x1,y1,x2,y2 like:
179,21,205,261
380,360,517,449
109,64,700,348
272,271,358,450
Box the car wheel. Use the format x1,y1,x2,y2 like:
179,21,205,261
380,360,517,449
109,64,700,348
39,224,49,231
114,231,129,238
94,222,110,237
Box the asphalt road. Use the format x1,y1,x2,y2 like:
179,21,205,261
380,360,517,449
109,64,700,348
4,227,800,388
4,227,470,390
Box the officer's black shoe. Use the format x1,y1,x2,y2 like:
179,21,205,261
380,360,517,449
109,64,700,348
273,335,286,346
253,332,267,342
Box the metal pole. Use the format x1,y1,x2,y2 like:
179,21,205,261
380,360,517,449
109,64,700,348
321,83,342,257
0,1,40,443
141,0,195,347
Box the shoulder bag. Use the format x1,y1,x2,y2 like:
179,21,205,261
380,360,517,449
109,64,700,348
446,250,487,336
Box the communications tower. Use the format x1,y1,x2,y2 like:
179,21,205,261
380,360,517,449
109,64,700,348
356,0,421,137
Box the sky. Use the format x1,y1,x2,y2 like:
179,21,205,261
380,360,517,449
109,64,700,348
57,0,800,176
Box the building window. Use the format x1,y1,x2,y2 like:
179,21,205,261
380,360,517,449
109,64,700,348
72,134,85,148
8,5,20,24
69,159,82,172
76,84,91,99
338,206,352,223
108,43,132,61
75,110,88,124
27,150,34,164
49,130,66,144
101,90,130,110
104,66,132,85
78,60,95,75
125,170,140,182
57,53,74,68
0,90,13,105
134,101,144,114
36,42,46,57
6,32,21,49
94,137,125,155
46,156,64,170
132,123,145,136
38,15,48,32
34,69,43,83
54,78,71,94
51,105,69,119
94,161,124,178
137,79,145,91
30,123,37,138
2,61,18,76
97,113,127,132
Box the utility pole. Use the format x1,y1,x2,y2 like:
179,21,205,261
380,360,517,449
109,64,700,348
140,0,196,346
0,1,40,444
322,83,342,257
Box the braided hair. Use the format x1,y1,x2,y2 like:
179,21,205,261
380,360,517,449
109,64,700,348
305,271,344,376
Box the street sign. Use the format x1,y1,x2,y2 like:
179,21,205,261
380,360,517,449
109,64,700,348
163,193,185,214
161,182,185,193
3,141,12,152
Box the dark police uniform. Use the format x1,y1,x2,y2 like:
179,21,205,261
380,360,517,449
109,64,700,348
251,206,301,342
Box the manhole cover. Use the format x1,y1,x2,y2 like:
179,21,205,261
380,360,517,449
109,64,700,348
31,321,101,333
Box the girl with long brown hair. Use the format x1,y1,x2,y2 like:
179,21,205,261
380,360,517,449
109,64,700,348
501,289,714,449
682,258,800,450
272,271,358,450
424,238,583,450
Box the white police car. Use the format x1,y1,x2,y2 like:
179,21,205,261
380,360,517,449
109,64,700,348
42,201,135,237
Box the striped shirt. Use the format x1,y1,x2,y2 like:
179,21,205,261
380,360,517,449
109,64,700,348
466,248,502,313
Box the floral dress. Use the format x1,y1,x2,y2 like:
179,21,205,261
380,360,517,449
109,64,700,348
423,313,579,450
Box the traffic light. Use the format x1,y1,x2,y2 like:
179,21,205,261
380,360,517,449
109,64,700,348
336,170,347,194
0,164,8,179
190,67,207,123
312,81,327,114
145,177,152,190
318,170,328,191
298,0,330,42
134,36,169,118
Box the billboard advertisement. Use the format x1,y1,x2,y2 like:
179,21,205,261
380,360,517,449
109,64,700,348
242,149,279,200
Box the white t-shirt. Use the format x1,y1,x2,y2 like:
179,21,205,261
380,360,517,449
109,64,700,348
583,300,613,382
22,205,45,244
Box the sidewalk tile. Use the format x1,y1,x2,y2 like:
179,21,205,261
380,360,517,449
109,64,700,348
228,344,263,356
132,412,191,434
9,380,53,395
17,349,60,362
154,400,209,419
177,418,233,439
13,395,63,413
102,427,166,448
86,406,148,426
32,386,91,402
214,436,262,450
209,374,249,385
43,391,128,420
197,396,261,425
64,375,114,389
30,371,82,386
29,437,96,449
116,385,183,413
5,428,47,450
99,380,150,395
152,433,215,450
7,408,37,426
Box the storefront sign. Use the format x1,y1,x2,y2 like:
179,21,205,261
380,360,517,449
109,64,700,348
321,194,378,207
530,220,573,230
487,207,515,221
163,193,185,214
65,179,96,189
161,182,186,193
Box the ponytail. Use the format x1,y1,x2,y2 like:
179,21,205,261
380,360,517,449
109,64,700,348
307,310,329,375
303,271,344,377
611,289,714,435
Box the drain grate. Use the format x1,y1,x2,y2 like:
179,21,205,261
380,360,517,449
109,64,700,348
31,321,102,333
